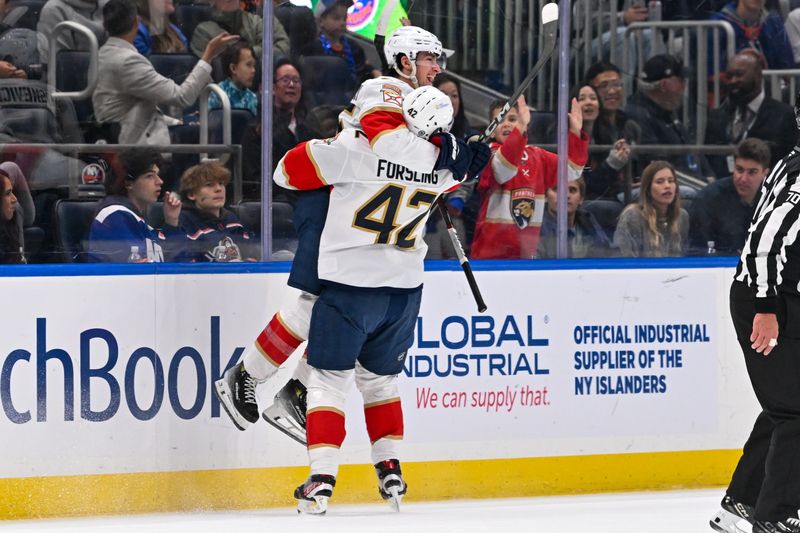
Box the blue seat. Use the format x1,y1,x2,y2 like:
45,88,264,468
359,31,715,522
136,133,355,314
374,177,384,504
55,50,94,123
582,199,623,242
299,55,356,107
174,4,212,46
527,111,556,144
208,108,255,146
54,200,98,262
150,53,199,85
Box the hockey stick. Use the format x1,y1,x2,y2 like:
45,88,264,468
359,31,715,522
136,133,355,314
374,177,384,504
479,2,559,143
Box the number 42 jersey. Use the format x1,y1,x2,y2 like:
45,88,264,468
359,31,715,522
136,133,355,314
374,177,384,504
274,128,459,290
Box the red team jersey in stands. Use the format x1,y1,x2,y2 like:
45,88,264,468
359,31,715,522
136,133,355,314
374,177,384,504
274,129,459,289
470,128,589,259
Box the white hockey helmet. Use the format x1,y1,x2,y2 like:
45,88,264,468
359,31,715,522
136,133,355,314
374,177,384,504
402,86,454,139
383,26,444,72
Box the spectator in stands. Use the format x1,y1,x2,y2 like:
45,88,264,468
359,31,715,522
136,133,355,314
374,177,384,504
706,49,795,176
0,161,34,229
37,0,106,59
571,82,632,203
241,58,322,196
425,72,477,260
134,0,188,55
536,178,611,259
190,0,289,61
0,167,23,263
625,54,715,183
470,96,589,259
786,8,800,64
93,0,238,145
300,0,379,85
274,0,317,59
87,148,184,262
178,160,256,262
709,0,794,71
614,160,689,257
208,41,258,116
689,138,770,256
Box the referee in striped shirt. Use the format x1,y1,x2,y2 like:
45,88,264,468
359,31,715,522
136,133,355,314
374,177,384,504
710,100,800,533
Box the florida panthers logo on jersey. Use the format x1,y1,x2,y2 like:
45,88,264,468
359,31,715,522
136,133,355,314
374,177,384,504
510,188,536,229
381,84,403,107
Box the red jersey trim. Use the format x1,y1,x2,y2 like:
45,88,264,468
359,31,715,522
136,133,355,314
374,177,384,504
282,142,328,190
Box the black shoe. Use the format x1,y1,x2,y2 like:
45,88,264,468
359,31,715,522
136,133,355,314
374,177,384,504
295,474,336,515
262,378,308,445
375,459,406,511
753,518,800,533
214,362,259,430
710,495,755,532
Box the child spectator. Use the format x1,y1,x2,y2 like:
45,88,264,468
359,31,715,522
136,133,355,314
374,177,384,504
613,160,689,257
207,41,258,116
536,178,611,259
134,0,188,55
178,160,257,262
87,148,184,262
300,0,379,84
0,167,23,263
470,95,589,259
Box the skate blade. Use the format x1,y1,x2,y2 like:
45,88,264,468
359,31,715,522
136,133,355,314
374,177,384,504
709,509,750,533
387,487,402,512
214,379,250,431
262,404,307,445
297,496,328,515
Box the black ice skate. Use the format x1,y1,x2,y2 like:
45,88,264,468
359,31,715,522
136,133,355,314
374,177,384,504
375,459,407,512
294,474,336,515
709,495,755,532
214,362,259,430
262,378,307,445
753,517,800,533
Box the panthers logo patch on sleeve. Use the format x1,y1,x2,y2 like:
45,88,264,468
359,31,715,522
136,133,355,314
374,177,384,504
381,85,403,107
510,188,536,229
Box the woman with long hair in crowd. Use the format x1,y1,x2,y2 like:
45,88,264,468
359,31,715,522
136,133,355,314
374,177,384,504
0,168,24,263
613,160,688,257
134,0,188,55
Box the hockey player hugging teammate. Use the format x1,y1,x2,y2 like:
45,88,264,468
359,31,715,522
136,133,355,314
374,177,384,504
273,86,487,515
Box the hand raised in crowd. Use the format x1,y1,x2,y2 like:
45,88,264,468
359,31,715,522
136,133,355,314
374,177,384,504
606,138,631,170
515,95,531,135
0,60,25,79
201,32,241,63
751,312,779,356
568,97,583,135
163,191,182,227
623,5,649,25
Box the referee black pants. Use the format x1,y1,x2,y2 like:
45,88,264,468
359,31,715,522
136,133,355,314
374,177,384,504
728,281,800,522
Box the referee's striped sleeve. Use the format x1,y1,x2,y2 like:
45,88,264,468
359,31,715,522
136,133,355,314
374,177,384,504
743,179,800,313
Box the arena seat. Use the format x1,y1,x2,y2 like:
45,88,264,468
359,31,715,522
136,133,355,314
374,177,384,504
54,200,97,262
527,111,556,144
150,53,199,85
55,50,94,124
582,199,623,241
6,0,46,31
174,4,212,47
208,108,254,146
299,55,356,107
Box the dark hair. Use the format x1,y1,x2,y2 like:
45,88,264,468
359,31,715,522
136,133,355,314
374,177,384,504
103,0,138,37
583,61,621,86
734,138,771,168
488,98,516,121
433,73,470,138
222,41,255,78
0,171,21,263
107,148,163,196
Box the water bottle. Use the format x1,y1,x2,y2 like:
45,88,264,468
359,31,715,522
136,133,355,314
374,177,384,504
648,0,662,21
127,245,142,262
707,241,716,256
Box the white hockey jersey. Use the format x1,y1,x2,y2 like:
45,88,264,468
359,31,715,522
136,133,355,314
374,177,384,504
273,129,459,289
339,76,439,173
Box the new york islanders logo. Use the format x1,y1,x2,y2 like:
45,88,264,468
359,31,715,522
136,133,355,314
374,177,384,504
347,0,376,32
510,188,536,229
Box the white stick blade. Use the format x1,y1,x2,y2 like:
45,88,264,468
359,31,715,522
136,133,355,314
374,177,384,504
541,2,559,25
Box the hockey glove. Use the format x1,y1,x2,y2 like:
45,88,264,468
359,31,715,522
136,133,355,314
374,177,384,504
431,132,472,182
467,140,492,181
